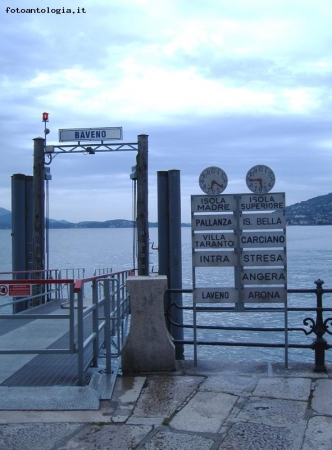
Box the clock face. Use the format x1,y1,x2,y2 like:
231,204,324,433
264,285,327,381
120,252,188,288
199,166,228,195
246,165,275,194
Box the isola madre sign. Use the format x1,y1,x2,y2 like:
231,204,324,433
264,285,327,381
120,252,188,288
192,165,287,307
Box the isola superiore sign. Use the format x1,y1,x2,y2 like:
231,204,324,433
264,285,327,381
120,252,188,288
191,190,287,305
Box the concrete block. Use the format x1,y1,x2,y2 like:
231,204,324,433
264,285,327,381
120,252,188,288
121,276,175,373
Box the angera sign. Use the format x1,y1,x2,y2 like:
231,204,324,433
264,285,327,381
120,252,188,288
59,127,123,142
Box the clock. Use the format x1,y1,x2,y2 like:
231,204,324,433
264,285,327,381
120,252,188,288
199,166,228,195
246,165,275,194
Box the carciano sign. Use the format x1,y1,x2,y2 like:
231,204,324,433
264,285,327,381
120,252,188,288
59,127,123,142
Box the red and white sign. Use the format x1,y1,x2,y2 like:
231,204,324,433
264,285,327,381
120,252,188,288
0,284,31,296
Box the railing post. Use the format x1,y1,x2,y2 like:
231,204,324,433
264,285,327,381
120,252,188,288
77,288,85,386
92,279,99,368
313,279,328,372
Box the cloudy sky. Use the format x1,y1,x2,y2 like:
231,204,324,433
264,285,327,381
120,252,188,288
1,0,332,222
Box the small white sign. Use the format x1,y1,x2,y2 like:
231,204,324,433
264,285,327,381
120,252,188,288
240,211,286,229
241,287,287,303
194,287,238,303
192,214,235,230
241,250,286,266
59,127,122,142
193,251,237,267
239,193,285,211
193,232,236,249
240,231,286,248
191,195,236,212
241,268,286,285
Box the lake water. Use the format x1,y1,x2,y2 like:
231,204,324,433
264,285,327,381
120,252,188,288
1,226,332,364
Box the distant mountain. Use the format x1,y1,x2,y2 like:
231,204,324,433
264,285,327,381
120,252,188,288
1,193,332,229
285,192,332,225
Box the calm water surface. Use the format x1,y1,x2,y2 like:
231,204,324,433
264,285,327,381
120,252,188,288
1,226,332,363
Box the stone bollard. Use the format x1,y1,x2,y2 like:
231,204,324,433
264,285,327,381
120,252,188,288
121,276,175,373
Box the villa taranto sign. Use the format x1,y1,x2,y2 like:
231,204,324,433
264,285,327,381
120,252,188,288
191,192,287,304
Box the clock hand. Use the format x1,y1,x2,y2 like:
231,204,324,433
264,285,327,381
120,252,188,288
211,180,223,188
249,177,262,187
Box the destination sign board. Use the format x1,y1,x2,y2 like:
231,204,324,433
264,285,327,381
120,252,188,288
59,127,123,142
241,268,286,285
239,193,285,211
240,231,286,248
194,287,238,303
241,250,286,266
241,287,287,303
192,214,235,231
191,195,236,212
191,191,287,305
193,251,237,267
193,232,236,249
240,212,286,230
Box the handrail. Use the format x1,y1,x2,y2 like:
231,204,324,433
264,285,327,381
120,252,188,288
74,269,134,293
0,279,74,284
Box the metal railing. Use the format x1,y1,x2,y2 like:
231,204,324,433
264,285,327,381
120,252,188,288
167,279,332,371
74,269,132,385
0,268,133,386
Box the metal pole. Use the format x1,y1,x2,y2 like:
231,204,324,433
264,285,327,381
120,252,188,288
136,134,149,276
157,171,170,320
168,170,184,359
11,174,27,312
32,137,45,275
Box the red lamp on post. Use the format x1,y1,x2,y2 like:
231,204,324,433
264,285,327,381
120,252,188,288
42,112,49,122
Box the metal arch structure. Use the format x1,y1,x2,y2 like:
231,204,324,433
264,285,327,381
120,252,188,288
32,135,149,278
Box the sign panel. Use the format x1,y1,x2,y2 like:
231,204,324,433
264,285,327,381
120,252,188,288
0,284,31,296
193,251,237,267
191,191,287,305
240,212,286,230
192,214,235,231
239,193,285,211
241,250,286,266
241,268,286,285
241,287,287,303
193,232,236,249
59,127,123,142
194,287,238,303
240,231,286,248
191,195,236,212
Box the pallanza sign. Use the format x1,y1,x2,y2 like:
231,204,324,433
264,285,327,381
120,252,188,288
191,192,287,304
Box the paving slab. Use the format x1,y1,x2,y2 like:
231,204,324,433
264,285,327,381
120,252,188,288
311,378,332,415
302,416,332,450
170,391,238,433
219,421,302,450
130,375,204,419
200,374,259,396
252,377,312,401
139,428,216,449
58,424,152,450
0,423,84,450
236,397,308,426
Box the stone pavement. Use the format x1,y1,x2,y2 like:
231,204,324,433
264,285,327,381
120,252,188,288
0,360,332,449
